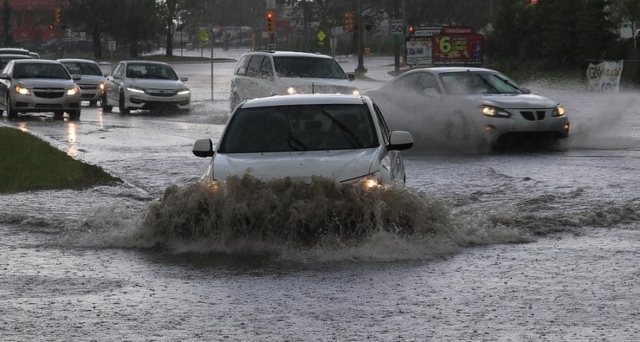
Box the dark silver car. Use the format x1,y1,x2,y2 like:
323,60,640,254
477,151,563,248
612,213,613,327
59,58,105,107
0,59,82,120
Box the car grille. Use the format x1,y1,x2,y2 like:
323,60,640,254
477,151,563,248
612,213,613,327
79,84,99,90
35,103,63,109
519,110,546,121
144,89,177,97
33,88,65,99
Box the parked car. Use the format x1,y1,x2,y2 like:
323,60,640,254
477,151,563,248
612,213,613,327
102,60,190,114
366,67,570,149
229,50,360,111
0,48,31,57
58,58,105,107
192,94,414,186
0,54,32,69
0,59,81,120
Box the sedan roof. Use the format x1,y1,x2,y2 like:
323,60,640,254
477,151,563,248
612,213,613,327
241,94,367,109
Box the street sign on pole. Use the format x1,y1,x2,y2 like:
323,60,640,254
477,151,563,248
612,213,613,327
266,0,276,9
391,20,404,36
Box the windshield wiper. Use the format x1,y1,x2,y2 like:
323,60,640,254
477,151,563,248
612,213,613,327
319,109,361,148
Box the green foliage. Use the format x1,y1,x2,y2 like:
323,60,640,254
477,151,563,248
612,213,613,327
0,127,121,194
486,0,626,67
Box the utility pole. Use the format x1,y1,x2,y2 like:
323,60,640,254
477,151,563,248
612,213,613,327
355,0,367,75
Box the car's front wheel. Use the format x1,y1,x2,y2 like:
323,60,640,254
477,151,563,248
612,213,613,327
118,92,130,115
6,95,17,119
102,92,112,113
68,109,81,121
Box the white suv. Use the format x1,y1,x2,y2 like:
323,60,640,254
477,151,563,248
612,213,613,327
229,51,360,111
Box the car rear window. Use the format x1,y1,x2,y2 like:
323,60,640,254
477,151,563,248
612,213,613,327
219,103,378,153
273,57,347,79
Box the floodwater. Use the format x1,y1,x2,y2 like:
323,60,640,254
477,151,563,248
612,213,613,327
1,52,640,341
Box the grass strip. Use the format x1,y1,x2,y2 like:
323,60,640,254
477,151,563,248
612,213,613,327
0,127,121,194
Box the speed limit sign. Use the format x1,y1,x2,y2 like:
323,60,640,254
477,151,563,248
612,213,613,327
391,20,404,35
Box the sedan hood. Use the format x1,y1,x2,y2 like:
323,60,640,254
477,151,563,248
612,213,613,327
75,75,105,85
129,79,186,90
279,77,355,94
212,149,378,182
469,94,558,109
18,78,76,88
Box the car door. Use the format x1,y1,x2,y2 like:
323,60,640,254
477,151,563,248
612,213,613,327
105,62,124,105
0,61,14,109
373,102,405,182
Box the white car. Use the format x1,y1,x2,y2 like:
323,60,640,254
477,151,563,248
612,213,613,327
58,58,105,107
193,94,414,186
229,51,360,111
366,67,570,149
0,59,82,120
102,60,190,114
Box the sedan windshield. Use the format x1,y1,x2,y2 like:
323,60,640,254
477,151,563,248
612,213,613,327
62,61,102,76
219,104,378,153
273,57,347,79
13,63,70,79
125,63,178,80
440,71,524,95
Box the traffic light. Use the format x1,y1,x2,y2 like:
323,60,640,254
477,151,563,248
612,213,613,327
266,10,275,34
407,25,415,37
54,7,62,24
48,24,55,31
344,12,354,33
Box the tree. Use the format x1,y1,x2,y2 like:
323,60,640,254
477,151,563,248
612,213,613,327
67,0,112,59
1,0,12,47
106,0,161,57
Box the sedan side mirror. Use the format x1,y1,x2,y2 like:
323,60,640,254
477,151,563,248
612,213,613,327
72,74,82,81
347,74,356,81
180,76,188,82
0,73,8,79
193,138,215,158
388,131,414,151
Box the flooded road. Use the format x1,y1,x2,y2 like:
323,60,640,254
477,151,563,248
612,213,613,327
2,51,640,341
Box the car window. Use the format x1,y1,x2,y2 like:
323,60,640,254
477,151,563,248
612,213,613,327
13,63,70,79
259,57,273,79
273,57,347,79
393,72,440,93
112,63,124,77
235,55,251,75
373,103,390,145
62,61,102,76
246,56,264,78
219,104,378,153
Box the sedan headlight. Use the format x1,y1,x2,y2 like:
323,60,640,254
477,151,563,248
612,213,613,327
14,85,30,95
347,171,382,189
552,104,566,117
99,83,105,91
351,89,361,95
177,88,190,95
66,86,80,96
127,85,145,94
286,86,298,95
481,105,510,118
